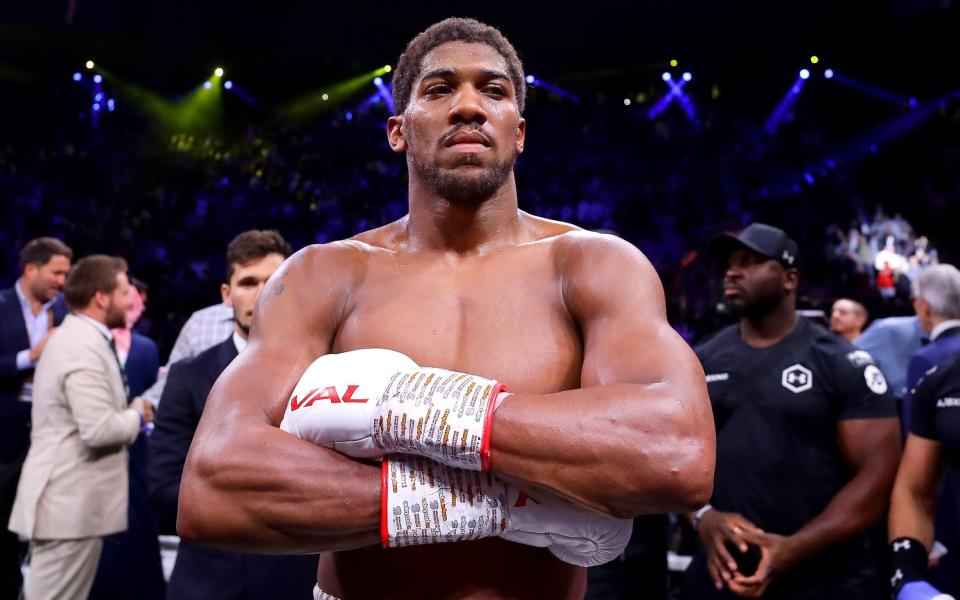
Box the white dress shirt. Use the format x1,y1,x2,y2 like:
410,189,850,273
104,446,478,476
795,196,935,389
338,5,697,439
14,280,57,371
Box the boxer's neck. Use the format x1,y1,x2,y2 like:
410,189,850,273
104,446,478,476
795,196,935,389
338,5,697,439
406,173,523,254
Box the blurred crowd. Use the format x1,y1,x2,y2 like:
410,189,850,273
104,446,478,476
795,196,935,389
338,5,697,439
3,73,960,599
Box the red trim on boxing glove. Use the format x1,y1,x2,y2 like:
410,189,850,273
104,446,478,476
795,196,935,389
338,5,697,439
380,458,390,548
479,384,508,473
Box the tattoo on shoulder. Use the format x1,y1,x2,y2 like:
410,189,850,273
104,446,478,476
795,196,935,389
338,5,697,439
259,263,293,307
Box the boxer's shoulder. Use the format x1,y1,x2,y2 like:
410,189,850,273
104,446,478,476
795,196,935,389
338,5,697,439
549,228,658,293
286,240,376,279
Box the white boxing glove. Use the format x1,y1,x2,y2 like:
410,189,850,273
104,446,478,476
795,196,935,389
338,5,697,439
280,349,508,471
382,454,632,567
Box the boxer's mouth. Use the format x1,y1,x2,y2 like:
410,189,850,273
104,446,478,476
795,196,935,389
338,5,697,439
444,130,491,148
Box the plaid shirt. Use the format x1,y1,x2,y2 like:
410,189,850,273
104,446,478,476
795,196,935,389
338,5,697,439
143,303,234,404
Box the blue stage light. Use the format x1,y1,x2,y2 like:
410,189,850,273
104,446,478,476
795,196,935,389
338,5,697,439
94,92,104,102
203,81,213,89
93,74,103,84
72,72,82,82
662,72,672,82
374,77,383,86
346,111,353,122
224,80,234,90
682,72,692,82
525,75,535,84
107,99,115,112
799,69,810,80
824,68,834,79
92,103,101,112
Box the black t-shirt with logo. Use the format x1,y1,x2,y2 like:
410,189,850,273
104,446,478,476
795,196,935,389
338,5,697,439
695,317,897,540
910,356,960,461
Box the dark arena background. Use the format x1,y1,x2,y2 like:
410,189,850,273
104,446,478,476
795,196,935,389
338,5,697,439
3,0,958,350
2,1,960,598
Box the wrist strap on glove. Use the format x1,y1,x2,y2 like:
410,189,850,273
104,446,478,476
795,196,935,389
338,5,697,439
382,455,509,548
373,368,507,471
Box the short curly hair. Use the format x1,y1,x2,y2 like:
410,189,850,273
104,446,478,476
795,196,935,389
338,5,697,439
391,17,526,116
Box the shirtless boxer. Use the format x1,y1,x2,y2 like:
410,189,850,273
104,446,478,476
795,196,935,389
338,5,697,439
178,17,715,599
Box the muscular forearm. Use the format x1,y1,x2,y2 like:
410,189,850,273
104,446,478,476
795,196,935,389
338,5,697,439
785,469,891,564
178,423,381,554
489,383,714,518
889,480,938,549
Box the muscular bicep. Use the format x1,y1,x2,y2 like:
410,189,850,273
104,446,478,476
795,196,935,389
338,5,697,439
566,234,706,392
836,417,901,474
201,245,356,429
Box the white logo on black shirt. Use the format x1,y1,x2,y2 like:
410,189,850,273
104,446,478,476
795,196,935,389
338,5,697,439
782,364,813,393
846,350,875,368
705,373,730,383
864,365,888,395
937,397,960,408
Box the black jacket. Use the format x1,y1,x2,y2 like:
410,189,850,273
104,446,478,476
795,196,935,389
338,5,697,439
149,335,317,600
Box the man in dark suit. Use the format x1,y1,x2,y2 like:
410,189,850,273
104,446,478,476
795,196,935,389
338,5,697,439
0,237,71,596
903,263,960,595
906,264,960,393
150,230,316,599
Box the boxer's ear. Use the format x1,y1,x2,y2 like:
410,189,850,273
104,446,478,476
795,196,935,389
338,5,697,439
515,117,526,154
387,115,406,153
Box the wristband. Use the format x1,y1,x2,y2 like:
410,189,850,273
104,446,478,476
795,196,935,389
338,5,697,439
692,504,713,530
890,537,929,595
374,368,507,472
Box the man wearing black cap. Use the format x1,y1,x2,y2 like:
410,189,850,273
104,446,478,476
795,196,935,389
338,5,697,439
681,223,902,599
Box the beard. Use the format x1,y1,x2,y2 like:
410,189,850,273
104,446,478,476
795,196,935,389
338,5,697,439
723,287,786,320
410,150,516,205
105,303,127,329
234,314,250,337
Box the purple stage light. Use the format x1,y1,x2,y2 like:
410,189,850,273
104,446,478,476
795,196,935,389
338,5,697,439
799,69,810,80
72,72,82,82
203,81,213,89
94,92,104,102
92,103,101,112
662,72,672,82
374,77,383,86
107,99,115,112
93,74,103,84
824,68,834,79
525,74,535,84
682,72,692,82
224,80,234,90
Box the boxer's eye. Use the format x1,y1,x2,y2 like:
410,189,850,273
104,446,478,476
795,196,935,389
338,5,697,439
425,83,452,95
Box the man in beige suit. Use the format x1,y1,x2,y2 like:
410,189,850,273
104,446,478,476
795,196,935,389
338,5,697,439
9,255,154,600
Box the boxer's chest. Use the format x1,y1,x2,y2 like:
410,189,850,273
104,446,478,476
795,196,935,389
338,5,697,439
332,244,582,394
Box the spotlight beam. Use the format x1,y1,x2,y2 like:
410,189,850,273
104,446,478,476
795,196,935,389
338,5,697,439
648,78,689,120
764,75,807,135
829,73,916,108
526,76,580,103
278,66,392,121
373,78,394,113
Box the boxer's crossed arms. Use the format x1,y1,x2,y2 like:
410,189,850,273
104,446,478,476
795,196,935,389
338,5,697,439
178,224,715,565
